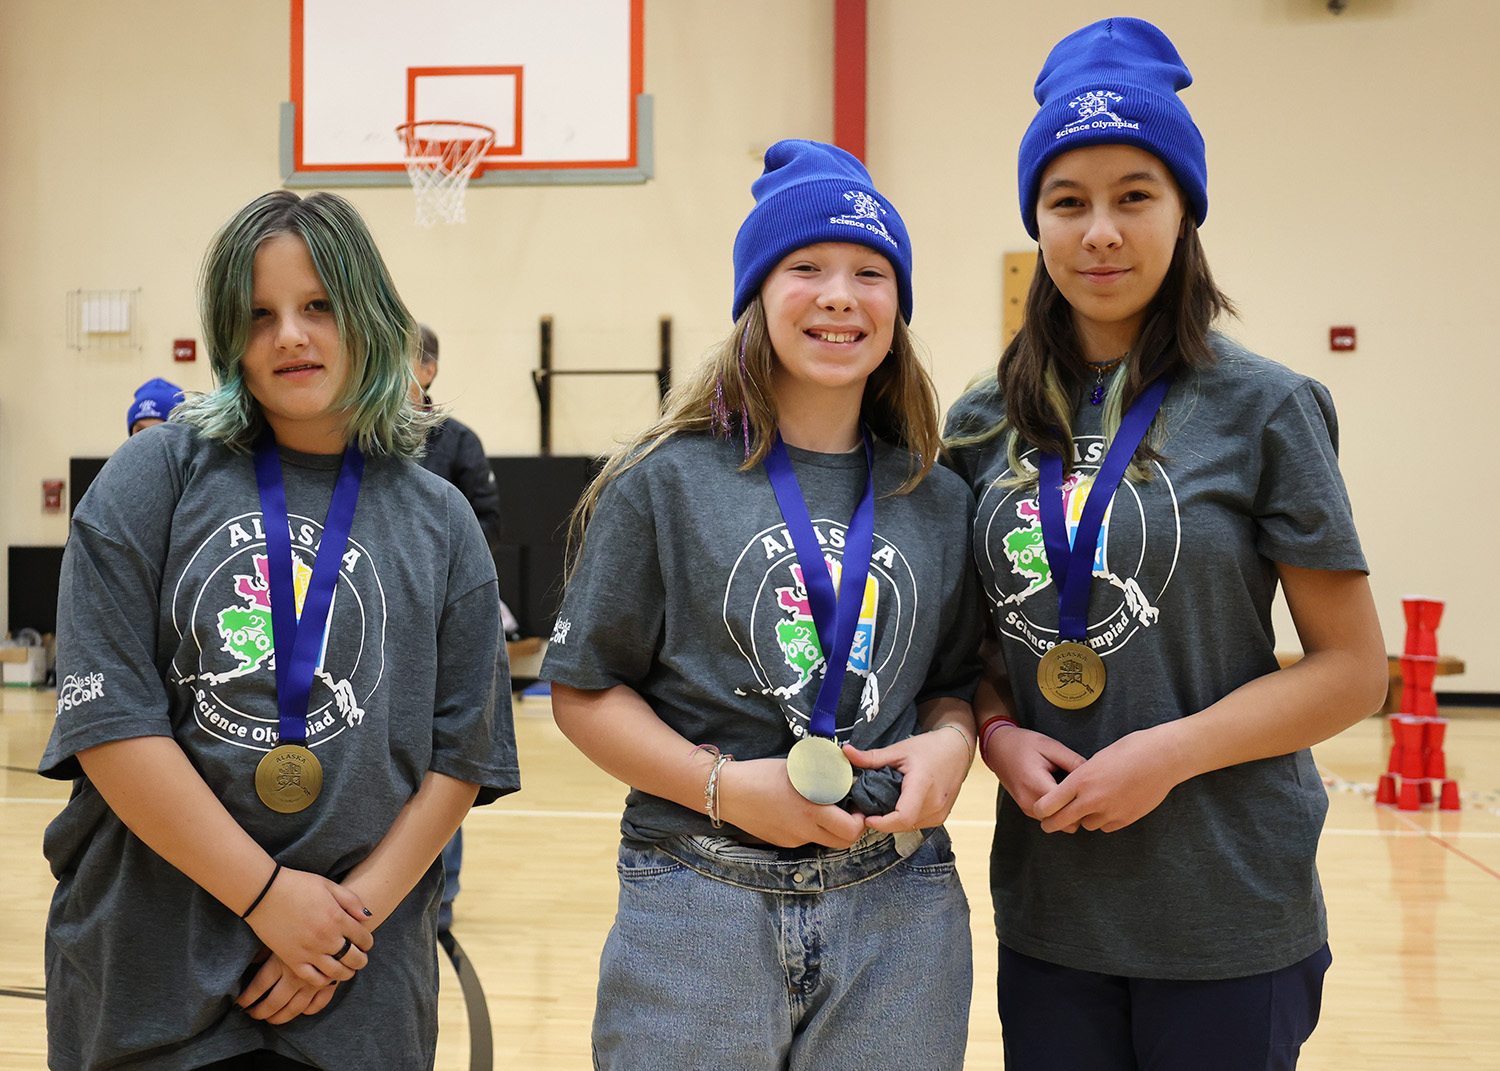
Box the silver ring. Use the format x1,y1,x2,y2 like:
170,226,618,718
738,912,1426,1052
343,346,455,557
333,937,353,962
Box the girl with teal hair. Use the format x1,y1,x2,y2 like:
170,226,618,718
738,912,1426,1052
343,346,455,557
177,189,433,456
41,190,518,1070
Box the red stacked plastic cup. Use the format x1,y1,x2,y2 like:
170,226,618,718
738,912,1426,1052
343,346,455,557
1401,596,1443,656
1403,655,1437,692
1386,713,1405,769
1424,719,1448,777
1401,655,1438,717
1398,778,1422,811
1395,718,1426,781
1439,780,1461,811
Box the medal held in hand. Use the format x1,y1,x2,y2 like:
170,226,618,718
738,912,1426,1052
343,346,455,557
1035,373,1172,709
251,430,365,812
763,429,876,806
786,736,855,807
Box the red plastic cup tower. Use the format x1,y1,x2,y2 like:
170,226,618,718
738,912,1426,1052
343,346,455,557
1381,597,1458,811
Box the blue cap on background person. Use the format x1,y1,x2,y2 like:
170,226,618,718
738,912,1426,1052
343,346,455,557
128,377,184,433
732,139,913,323
1016,17,1207,238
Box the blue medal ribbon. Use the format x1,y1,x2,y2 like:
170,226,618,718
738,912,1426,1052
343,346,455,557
1038,374,1172,642
252,429,366,746
762,428,876,741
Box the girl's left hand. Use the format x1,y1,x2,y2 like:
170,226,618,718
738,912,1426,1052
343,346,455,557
844,729,972,833
236,953,341,1025
1030,727,1181,834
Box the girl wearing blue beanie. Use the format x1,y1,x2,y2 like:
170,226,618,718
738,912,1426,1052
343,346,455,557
946,18,1385,1071
543,139,983,1069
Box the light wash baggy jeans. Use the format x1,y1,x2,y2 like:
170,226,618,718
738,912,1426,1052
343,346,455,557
592,827,972,1071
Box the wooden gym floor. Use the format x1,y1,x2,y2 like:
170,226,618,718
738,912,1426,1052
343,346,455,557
3,686,1499,1070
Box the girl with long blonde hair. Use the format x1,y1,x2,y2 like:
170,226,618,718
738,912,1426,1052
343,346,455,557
544,139,983,1070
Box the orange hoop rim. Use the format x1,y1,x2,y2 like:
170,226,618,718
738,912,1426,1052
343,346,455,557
395,119,498,152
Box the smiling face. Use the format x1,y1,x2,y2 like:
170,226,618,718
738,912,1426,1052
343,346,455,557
241,234,351,453
1035,144,1186,361
761,242,898,435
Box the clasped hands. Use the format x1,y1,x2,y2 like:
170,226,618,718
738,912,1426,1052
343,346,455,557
235,866,375,1024
982,725,1181,834
715,727,973,849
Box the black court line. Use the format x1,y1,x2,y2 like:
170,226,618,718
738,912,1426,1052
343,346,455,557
441,934,493,1071
0,986,46,1001
1,944,495,1065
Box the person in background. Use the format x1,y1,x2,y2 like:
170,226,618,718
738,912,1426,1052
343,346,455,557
411,328,504,562
128,377,185,436
410,323,519,941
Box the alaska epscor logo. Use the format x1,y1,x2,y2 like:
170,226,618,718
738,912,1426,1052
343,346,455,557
56,672,105,713
976,436,1178,658
170,512,386,752
725,519,918,740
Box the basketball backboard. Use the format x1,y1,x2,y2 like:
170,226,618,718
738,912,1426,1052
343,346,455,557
281,0,650,187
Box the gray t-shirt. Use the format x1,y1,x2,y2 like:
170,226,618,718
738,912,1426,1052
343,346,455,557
945,335,1366,981
39,422,518,1071
541,431,983,843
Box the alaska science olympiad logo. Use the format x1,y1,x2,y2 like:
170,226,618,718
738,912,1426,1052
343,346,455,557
977,436,1179,659
170,512,387,752
724,518,919,739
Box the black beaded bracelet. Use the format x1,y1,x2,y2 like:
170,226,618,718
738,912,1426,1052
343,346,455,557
240,862,282,919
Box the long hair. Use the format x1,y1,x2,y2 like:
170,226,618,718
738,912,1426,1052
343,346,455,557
566,295,942,573
174,190,434,457
949,217,1234,485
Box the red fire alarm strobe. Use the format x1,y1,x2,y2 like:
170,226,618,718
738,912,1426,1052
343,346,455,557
1330,326,1356,352
173,338,197,362
43,479,65,513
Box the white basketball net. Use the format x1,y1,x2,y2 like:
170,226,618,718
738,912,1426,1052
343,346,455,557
395,121,497,226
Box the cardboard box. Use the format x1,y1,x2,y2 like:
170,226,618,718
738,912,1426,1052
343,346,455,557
1,646,47,686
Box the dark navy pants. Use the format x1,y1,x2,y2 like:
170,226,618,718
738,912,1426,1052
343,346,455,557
997,943,1332,1071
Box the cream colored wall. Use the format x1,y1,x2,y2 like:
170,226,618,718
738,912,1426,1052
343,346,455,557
2,0,1495,690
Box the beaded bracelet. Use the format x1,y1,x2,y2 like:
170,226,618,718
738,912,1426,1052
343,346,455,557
931,723,976,767
705,753,734,828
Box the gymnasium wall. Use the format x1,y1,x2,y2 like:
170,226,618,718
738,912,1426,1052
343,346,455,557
1,0,1494,689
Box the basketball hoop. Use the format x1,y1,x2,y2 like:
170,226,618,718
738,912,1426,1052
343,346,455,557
395,120,497,226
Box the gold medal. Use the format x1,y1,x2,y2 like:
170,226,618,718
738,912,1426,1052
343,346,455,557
1037,641,1106,709
255,744,323,813
786,735,854,805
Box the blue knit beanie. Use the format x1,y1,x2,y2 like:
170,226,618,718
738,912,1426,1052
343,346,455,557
1017,17,1206,239
128,377,184,432
732,139,913,323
